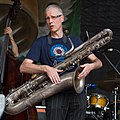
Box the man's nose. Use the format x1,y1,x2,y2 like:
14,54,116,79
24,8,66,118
49,17,54,22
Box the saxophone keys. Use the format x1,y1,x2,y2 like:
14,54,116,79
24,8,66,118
77,59,80,62
72,62,75,65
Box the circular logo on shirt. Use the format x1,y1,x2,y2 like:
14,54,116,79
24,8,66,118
50,44,68,63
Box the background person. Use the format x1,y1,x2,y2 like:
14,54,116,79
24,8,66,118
4,27,19,58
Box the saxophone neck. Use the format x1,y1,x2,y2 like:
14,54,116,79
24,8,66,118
64,30,75,57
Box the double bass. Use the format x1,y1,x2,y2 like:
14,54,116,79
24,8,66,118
0,0,38,120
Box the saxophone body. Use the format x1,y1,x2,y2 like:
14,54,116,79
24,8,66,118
5,29,113,115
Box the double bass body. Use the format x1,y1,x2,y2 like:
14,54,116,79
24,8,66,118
2,52,38,120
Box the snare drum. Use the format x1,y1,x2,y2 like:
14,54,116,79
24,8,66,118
88,93,109,111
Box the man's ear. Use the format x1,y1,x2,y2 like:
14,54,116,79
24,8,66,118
61,15,64,22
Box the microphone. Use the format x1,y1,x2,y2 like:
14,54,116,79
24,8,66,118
97,48,114,53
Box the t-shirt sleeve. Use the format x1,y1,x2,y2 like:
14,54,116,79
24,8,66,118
26,38,42,62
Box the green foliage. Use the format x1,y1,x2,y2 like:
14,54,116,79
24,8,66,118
63,0,80,36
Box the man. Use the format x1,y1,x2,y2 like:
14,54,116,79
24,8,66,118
20,3,102,120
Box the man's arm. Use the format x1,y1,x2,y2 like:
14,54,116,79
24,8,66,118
4,27,19,57
20,58,63,84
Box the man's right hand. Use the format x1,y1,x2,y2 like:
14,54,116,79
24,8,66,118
45,65,63,84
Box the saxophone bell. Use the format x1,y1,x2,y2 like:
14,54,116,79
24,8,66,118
73,67,85,93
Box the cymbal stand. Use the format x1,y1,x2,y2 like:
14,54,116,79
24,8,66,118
102,51,120,76
112,86,118,120
101,49,120,120
86,111,104,120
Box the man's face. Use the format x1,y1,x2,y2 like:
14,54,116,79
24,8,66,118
45,7,64,33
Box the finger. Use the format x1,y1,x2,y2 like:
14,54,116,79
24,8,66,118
78,74,85,80
48,72,59,84
52,73,61,84
80,64,85,68
55,74,61,83
78,71,86,79
54,72,61,84
57,69,63,73
49,75,56,84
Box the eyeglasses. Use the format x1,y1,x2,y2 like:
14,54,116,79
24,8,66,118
45,15,62,21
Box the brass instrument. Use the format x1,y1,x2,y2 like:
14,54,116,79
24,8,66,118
5,29,113,115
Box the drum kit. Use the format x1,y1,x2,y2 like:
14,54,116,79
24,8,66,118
85,78,120,120
85,48,120,119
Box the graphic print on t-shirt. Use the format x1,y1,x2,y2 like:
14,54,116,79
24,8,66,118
50,44,68,65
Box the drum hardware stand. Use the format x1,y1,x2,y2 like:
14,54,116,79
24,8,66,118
112,86,119,120
102,49,120,76
85,83,96,94
86,110,105,120
101,49,120,120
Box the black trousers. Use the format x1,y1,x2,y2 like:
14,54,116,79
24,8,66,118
45,90,87,120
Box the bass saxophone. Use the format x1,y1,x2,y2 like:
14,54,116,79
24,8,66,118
5,28,113,115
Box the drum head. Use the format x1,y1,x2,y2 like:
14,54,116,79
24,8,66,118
88,93,109,111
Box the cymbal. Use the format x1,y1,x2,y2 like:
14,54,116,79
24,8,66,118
104,79,120,83
95,79,120,92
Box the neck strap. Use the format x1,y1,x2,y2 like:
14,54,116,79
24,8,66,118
47,33,67,45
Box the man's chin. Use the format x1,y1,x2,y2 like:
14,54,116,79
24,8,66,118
50,29,57,33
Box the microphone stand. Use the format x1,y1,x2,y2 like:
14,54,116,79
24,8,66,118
102,49,120,120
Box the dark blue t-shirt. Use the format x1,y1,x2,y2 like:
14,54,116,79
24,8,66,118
26,35,83,67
